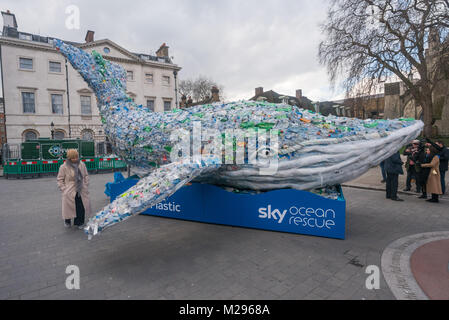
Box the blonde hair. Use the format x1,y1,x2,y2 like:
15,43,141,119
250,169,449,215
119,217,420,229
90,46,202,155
66,149,79,160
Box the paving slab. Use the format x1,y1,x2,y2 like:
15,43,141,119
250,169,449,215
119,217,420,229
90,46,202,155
0,169,448,300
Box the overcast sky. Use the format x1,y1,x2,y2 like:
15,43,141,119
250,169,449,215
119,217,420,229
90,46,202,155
1,0,346,102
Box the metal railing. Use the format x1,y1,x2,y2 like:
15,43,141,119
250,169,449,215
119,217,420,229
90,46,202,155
2,143,21,164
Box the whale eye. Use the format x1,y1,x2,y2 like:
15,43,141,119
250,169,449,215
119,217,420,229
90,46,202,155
258,147,277,159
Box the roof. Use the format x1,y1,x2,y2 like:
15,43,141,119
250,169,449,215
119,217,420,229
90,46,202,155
0,27,177,67
250,90,314,110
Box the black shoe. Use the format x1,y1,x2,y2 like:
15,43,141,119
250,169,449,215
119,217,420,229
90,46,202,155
426,199,439,203
403,188,411,192
418,195,427,199
391,198,404,201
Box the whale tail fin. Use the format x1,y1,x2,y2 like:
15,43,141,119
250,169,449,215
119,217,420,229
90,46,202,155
84,155,221,239
54,39,129,103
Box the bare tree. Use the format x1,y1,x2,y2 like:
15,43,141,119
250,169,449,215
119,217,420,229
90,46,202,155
178,79,195,100
179,76,225,102
319,0,449,137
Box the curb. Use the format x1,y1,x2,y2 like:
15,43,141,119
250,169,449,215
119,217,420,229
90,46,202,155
342,184,421,196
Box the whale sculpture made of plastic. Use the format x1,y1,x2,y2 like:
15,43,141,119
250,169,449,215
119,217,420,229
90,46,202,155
54,40,423,238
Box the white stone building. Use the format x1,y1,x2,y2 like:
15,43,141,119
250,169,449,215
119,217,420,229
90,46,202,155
0,11,181,145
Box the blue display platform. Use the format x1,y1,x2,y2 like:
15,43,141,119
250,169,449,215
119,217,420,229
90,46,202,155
108,176,346,240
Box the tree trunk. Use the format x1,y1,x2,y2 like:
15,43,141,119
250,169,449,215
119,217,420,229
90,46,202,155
421,98,433,138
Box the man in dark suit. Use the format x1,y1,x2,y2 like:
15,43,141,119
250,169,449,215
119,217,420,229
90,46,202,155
384,151,404,201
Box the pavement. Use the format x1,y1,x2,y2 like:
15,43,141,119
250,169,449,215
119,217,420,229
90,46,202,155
0,167,448,300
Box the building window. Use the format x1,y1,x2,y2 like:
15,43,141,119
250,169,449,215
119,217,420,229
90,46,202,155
145,73,153,83
80,95,92,115
23,130,38,141
54,130,65,140
19,33,33,41
162,76,170,86
164,100,171,111
103,47,110,54
147,99,155,112
22,92,35,113
81,129,94,141
49,61,62,73
51,94,63,114
19,57,33,70
127,71,134,81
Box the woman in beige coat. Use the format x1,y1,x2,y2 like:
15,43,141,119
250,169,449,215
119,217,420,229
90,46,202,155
421,147,443,203
57,149,92,228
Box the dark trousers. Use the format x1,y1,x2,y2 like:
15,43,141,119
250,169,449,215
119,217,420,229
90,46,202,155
65,192,85,226
441,170,447,195
417,171,429,196
386,173,399,200
405,167,418,190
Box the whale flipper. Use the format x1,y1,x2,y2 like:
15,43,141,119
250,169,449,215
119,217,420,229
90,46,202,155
84,156,220,238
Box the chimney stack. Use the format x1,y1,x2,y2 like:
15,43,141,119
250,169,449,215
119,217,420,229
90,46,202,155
211,86,220,102
156,43,169,57
85,30,95,43
1,10,17,28
296,89,302,100
255,87,264,96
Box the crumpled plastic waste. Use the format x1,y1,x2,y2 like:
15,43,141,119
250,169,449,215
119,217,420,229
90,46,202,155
54,39,424,239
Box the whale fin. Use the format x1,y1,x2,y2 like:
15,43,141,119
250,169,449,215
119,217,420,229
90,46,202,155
54,39,129,103
84,155,221,239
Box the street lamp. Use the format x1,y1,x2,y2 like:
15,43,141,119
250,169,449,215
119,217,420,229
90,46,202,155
173,70,178,109
50,122,55,140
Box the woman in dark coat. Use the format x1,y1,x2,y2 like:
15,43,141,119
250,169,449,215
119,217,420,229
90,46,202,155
416,147,432,199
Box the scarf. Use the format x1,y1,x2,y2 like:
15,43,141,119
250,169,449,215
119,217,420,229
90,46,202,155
66,159,83,193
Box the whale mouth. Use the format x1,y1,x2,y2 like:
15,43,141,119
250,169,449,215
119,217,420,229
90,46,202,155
205,120,424,191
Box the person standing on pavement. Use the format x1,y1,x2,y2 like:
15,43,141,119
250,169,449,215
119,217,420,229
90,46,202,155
403,140,421,192
426,138,448,195
420,146,443,203
416,145,432,199
57,149,92,229
436,140,448,195
384,151,404,201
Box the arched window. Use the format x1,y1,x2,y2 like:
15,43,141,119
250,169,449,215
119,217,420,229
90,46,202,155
54,130,66,140
23,130,38,142
81,129,94,141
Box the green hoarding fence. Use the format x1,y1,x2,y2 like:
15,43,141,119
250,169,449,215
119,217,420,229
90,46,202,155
3,139,127,179
3,157,127,179
81,158,97,172
19,161,41,176
98,157,115,170
41,160,62,174
21,142,40,160
4,161,20,175
114,158,127,169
